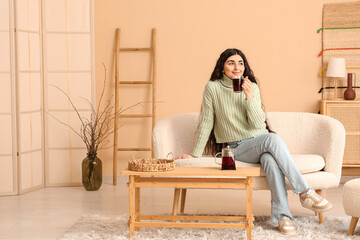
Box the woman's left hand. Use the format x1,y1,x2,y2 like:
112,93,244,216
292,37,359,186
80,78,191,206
242,77,253,100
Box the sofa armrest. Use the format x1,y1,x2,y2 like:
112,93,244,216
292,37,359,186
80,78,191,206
319,116,345,180
300,114,345,182
153,112,200,158
267,112,345,183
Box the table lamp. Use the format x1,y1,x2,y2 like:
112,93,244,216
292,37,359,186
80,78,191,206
326,58,347,100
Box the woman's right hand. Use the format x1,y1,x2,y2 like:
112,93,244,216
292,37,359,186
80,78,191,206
174,154,195,160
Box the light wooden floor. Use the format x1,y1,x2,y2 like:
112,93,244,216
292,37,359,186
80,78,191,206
0,176,351,240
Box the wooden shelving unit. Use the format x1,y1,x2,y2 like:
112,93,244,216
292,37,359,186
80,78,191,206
320,100,360,175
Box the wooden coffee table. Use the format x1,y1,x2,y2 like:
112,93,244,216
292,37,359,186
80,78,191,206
121,166,261,239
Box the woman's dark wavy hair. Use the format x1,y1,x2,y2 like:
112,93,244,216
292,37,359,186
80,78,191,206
202,48,274,156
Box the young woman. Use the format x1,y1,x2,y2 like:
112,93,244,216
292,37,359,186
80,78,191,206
176,48,332,235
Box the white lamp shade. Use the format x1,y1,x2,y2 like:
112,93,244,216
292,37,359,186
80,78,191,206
326,58,347,78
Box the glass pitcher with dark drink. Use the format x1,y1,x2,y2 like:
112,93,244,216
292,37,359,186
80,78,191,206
232,75,244,92
215,145,236,170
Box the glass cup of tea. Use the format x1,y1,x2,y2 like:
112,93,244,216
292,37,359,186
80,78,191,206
232,76,244,92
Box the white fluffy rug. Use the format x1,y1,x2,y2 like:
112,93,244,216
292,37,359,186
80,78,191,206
58,214,359,240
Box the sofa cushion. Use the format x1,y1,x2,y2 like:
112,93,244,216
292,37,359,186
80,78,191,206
175,154,325,176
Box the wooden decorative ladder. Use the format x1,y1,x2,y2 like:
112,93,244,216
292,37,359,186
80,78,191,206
113,28,157,185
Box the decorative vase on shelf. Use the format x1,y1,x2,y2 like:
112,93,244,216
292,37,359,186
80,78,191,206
344,73,356,100
82,153,102,191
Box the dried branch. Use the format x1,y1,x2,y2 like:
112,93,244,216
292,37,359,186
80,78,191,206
46,64,147,157
46,111,84,141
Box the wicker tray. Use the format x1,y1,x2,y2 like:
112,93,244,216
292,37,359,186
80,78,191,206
128,153,175,172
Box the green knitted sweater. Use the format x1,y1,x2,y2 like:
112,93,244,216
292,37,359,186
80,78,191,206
192,74,267,157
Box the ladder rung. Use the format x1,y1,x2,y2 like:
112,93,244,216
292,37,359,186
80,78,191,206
119,114,153,118
119,48,151,52
119,81,153,84
117,148,151,151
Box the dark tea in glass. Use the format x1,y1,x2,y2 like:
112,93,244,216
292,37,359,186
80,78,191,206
232,76,244,92
221,156,236,170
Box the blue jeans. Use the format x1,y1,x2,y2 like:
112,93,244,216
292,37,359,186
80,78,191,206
230,132,309,223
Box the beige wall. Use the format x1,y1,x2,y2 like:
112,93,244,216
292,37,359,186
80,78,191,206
94,0,354,175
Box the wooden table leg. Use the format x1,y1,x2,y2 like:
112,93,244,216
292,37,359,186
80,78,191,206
172,188,180,221
135,176,140,231
246,177,254,240
180,188,187,214
129,175,135,237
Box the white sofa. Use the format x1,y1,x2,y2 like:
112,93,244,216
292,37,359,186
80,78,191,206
153,112,346,222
